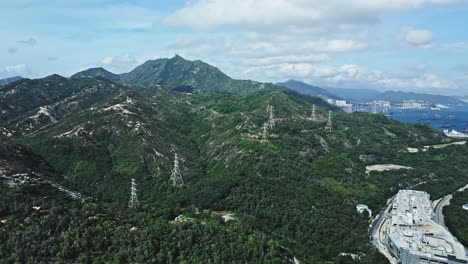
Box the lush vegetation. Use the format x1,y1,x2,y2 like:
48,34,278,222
445,189,468,245
1,66,467,263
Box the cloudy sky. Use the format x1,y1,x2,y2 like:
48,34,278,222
1,0,468,95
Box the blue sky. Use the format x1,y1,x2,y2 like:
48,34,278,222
1,0,468,95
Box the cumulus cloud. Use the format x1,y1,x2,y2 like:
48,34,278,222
169,37,368,57
160,0,468,94
101,54,138,72
0,64,28,77
376,74,454,90
401,27,433,48
164,0,462,33
241,62,459,93
17,37,37,45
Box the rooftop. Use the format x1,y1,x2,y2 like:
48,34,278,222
386,190,467,261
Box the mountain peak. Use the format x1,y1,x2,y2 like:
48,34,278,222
71,67,120,82
44,74,68,81
172,54,186,61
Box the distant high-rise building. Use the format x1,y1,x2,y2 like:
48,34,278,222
372,101,391,115
402,100,423,109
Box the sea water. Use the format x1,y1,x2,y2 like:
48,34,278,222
390,105,468,132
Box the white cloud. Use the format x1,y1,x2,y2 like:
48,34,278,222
101,54,138,73
241,62,460,93
0,64,28,77
164,0,463,34
169,37,368,57
401,27,433,48
376,74,454,90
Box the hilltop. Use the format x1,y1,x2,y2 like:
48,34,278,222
71,67,121,82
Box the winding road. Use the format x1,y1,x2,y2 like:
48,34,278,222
369,196,398,264
433,193,453,228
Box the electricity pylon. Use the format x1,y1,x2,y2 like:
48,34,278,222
267,104,275,128
128,178,139,209
325,111,333,132
170,154,184,187
311,104,317,122
261,122,268,143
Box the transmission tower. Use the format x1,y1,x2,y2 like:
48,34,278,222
311,104,317,122
170,154,184,187
261,122,268,143
267,104,275,128
128,178,139,209
325,111,333,132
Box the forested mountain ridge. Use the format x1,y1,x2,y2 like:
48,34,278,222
280,81,464,104
74,55,280,95
1,59,468,263
371,90,463,104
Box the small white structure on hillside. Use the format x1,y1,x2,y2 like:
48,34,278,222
356,204,372,218
463,204,468,211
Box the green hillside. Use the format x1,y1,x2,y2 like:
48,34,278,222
1,65,467,263
445,190,468,245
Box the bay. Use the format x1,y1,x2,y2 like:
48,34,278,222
390,105,468,132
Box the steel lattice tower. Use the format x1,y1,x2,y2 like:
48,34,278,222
261,122,268,143
267,104,275,129
325,111,333,132
170,154,184,187
128,178,139,209
311,104,317,122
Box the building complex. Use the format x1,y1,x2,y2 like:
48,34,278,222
381,190,467,264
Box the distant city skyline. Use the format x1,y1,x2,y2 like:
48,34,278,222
1,0,468,95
